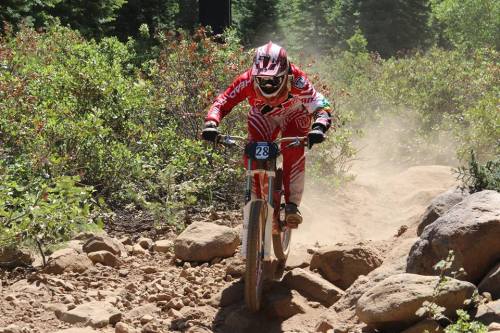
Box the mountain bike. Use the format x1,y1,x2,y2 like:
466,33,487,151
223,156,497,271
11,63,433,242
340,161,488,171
217,134,308,312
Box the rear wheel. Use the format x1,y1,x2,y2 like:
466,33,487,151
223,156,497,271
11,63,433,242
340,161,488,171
244,199,267,312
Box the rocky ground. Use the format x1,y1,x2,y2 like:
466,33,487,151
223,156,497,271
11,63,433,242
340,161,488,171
1,166,499,333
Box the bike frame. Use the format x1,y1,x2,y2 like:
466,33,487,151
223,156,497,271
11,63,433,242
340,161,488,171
217,135,307,261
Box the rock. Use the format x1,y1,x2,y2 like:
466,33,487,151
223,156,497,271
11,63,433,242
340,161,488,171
60,301,122,328
266,289,308,319
309,242,383,290
141,266,157,274
418,187,469,236
475,300,500,326
356,273,476,331
115,322,138,333
185,327,213,333
283,268,344,306
225,256,245,278
400,320,444,333
210,281,244,307
138,237,154,250
125,304,160,320
44,248,92,274
2,324,21,333
286,247,312,270
132,244,147,256
153,240,172,253
174,222,239,262
407,190,500,283
315,320,334,333
489,323,500,332
87,250,121,267
141,314,154,325
82,235,122,256
0,247,34,268
333,237,418,312
65,240,84,253
479,262,500,299
119,236,133,246
52,329,97,333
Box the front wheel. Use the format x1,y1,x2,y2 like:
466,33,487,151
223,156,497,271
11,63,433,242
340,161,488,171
272,168,292,261
244,199,267,312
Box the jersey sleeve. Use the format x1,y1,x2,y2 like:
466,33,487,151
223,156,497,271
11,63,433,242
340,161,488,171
205,70,253,125
290,65,331,114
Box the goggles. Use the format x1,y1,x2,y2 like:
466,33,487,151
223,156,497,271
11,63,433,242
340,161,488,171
255,75,284,88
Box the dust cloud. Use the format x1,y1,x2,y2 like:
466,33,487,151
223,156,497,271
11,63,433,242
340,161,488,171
295,115,458,249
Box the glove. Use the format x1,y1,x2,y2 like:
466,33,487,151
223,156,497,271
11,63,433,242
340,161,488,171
201,121,219,142
307,125,326,149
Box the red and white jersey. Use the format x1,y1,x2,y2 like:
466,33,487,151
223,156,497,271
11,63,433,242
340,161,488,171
205,64,331,126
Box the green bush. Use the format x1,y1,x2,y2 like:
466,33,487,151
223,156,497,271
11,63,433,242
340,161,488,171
456,152,500,193
0,172,99,265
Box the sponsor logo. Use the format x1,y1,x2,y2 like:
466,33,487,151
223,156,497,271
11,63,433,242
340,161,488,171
293,76,306,89
228,79,251,99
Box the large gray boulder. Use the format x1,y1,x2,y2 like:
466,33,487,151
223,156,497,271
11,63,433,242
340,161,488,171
418,187,469,236
478,262,500,299
356,273,476,331
309,242,383,290
174,222,239,262
407,190,500,283
82,235,124,256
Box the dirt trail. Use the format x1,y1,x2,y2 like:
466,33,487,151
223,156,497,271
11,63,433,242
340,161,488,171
295,160,457,249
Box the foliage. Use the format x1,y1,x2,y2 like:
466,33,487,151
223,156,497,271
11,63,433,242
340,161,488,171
0,173,99,264
456,152,500,193
233,0,279,47
444,310,488,333
431,0,500,49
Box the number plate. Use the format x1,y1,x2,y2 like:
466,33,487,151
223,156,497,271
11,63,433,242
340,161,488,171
255,143,270,160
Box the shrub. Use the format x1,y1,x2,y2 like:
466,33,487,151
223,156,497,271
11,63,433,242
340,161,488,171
456,152,500,193
0,171,99,265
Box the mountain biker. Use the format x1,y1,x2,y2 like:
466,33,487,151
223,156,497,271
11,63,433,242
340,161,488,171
202,41,334,228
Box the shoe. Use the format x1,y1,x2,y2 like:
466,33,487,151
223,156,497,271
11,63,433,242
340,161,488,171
285,203,302,228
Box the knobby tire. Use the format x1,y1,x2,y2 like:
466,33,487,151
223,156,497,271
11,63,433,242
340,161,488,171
244,199,267,312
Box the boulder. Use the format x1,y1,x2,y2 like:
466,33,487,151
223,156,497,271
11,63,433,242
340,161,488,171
407,190,500,283
309,242,383,290
418,187,469,236
286,246,312,270
225,256,245,278
174,222,239,262
44,248,92,274
475,300,500,326
0,247,33,268
356,273,476,331
401,320,443,333
266,289,308,319
115,322,139,333
479,262,500,299
333,237,418,312
153,240,172,253
489,323,500,332
87,250,121,268
82,235,122,256
60,301,122,328
283,268,344,306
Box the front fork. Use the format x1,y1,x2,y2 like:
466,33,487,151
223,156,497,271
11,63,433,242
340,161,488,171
241,158,275,260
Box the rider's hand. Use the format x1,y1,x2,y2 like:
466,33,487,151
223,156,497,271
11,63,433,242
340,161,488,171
202,121,219,142
307,125,325,149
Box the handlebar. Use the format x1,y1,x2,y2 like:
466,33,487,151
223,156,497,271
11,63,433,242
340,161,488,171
216,134,308,148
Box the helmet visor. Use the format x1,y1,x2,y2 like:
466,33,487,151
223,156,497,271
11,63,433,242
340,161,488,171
256,75,284,94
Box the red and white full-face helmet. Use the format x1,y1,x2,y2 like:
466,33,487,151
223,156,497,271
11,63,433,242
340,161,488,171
252,41,291,106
